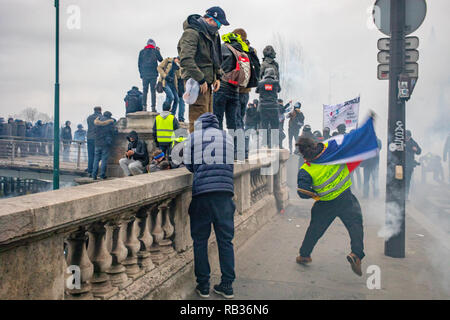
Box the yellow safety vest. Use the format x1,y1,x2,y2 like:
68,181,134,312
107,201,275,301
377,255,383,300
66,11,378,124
156,114,175,143
301,144,352,201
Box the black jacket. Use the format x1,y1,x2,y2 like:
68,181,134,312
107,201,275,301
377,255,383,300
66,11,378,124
124,88,143,114
138,46,163,79
246,47,260,88
61,126,72,142
288,110,305,130
87,111,102,140
126,131,149,167
245,106,260,126
94,115,116,147
405,137,422,170
256,77,281,109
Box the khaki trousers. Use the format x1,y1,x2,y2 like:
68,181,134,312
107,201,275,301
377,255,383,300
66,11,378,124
189,86,213,133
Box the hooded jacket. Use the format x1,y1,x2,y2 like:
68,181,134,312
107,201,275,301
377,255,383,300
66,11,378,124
138,45,163,79
260,46,280,80
124,88,143,114
183,113,234,197
219,32,248,92
177,14,223,85
126,130,149,167
157,57,181,89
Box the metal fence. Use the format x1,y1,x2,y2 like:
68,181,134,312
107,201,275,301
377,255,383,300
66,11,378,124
0,135,88,170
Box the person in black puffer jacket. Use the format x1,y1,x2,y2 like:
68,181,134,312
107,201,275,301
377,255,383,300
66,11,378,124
183,112,236,298
124,86,143,115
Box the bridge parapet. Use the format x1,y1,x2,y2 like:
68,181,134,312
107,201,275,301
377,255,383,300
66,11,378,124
0,150,289,300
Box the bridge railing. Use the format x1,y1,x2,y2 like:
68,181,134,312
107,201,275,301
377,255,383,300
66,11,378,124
0,136,88,170
0,150,289,300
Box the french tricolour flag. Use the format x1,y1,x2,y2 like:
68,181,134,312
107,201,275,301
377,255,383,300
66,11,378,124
312,117,379,173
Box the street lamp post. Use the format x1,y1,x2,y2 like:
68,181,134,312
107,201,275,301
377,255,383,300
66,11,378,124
53,0,60,190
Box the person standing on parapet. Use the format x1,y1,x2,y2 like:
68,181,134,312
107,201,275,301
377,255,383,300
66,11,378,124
260,45,280,80
177,6,228,133
295,115,379,277
138,39,163,112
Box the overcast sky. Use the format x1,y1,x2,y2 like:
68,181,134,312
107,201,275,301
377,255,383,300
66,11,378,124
0,0,449,155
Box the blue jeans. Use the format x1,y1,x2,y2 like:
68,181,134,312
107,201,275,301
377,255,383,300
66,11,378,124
164,83,179,114
189,192,236,287
177,95,185,122
87,139,95,173
213,85,239,130
92,145,110,179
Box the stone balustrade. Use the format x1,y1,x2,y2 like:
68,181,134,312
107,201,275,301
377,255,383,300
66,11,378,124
0,150,289,300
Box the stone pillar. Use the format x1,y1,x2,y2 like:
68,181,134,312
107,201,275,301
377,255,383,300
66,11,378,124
122,211,145,279
87,221,118,299
136,205,156,272
159,199,176,258
234,173,251,215
65,227,94,300
106,216,132,290
150,202,168,266
107,111,158,178
273,149,290,211
173,190,192,253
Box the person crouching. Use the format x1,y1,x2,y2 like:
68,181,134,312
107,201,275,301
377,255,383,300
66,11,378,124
119,130,149,176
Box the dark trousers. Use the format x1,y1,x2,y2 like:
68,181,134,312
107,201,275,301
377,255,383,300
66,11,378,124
236,93,249,129
87,139,95,174
288,127,300,153
363,165,379,198
189,192,236,286
300,189,365,260
157,143,171,159
142,77,157,111
213,86,239,130
92,145,110,179
260,108,279,148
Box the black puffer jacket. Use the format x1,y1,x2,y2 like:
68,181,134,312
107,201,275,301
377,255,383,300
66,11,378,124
126,130,149,167
184,113,234,197
138,46,163,79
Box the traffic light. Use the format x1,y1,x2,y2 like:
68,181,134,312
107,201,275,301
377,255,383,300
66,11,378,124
377,36,420,97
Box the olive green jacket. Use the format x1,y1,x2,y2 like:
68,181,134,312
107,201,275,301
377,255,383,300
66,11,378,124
177,14,223,85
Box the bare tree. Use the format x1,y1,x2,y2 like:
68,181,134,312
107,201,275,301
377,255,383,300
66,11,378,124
14,107,52,123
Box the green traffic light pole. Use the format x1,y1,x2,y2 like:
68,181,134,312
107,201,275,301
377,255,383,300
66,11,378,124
53,0,60,190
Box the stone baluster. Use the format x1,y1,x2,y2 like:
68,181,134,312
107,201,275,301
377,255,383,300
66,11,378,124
87,220,118,299
150,201,168,266
136,204,156,272
122,210,145,279
159,199,176,258
65,226,94,300
106,216,132,289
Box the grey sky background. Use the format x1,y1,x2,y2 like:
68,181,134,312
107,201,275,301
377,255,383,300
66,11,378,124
0,0,448,156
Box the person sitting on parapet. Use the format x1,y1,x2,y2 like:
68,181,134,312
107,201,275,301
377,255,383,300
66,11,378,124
148,148,170,172
119,130,149,176
124,86,143,115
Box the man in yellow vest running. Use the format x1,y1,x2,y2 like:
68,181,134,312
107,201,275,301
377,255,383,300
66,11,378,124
152,102,180,156
294,116,379,276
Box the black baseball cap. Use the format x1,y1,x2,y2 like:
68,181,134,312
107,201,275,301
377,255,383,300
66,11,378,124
206,6,229,26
